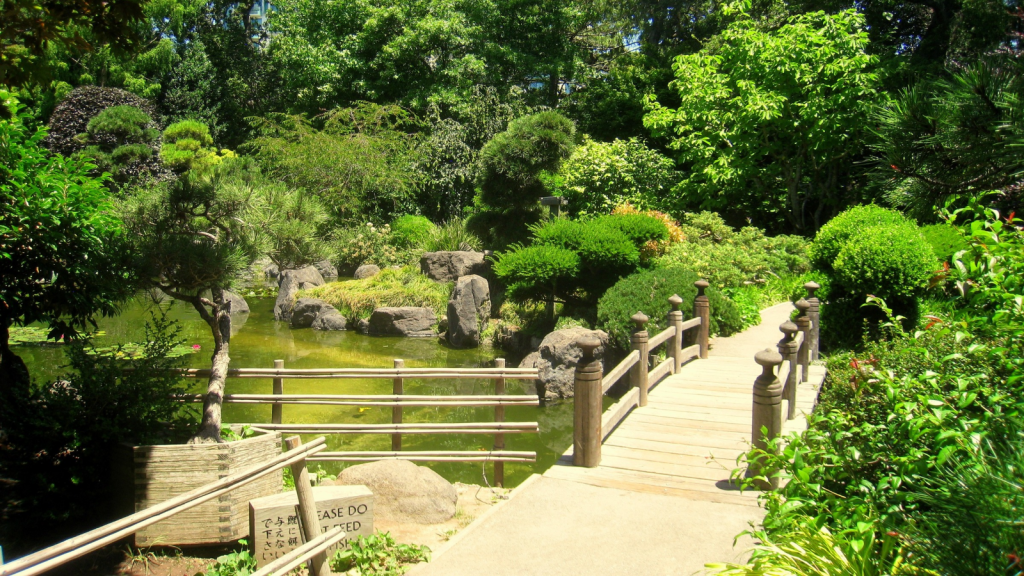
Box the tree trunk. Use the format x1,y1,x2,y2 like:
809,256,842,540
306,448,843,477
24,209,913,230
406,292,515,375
190,289,233,444
0,309,31,435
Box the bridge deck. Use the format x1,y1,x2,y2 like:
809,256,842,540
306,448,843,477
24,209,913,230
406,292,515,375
545,355,827,506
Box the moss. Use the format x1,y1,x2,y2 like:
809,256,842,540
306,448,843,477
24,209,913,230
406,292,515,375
303,266,452,320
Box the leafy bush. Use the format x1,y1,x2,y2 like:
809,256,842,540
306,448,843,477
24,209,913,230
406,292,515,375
611,203,684,259
492,245,580,302
560,137,679,216
920,222,968,264
330,532,430,575
44,86,158,157
304,266,451,320
597,267,743,351
332,223,412,273
391,215,436,248
0,313,194,552
810,205,912,272
74,103,166,185
592,213,669,253
423,219,483,252
85,105,158,144
160,120,234,173
831,224,936,298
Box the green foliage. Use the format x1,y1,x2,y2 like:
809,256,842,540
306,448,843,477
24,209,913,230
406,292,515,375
73,102,164,185
597,267,743,351
330,532,430,575
204,541,257,576
591,214,669,252
422,219,482,252
644,8,880,232
0,312,194,551
160,120,233,173
390,215,435,248
920,223,968,264
44,86,158,156
245,104,425,222
332,223,413,272
810,205,912,272
832,225,936,299
657,214,811,290
85,105,156,143
492,245,580,303
162,40,221,139
559,137,679,216
305,266,451,320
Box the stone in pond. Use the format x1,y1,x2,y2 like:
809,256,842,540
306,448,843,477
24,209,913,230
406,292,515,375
419,251,488,282
274,266,325,321
223,290,250,314
330,460,456,524
446,275,490,348
367,307,436,337
353,264,381,280
519,327,609,400
289,298,345,330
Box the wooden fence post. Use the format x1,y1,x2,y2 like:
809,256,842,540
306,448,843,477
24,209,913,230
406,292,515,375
805,282,821,361
795,299,811,383
694,280,710,359
747,349,783,491
392,359,404,451
668,294,684,374
283,436,331,576
272,360,284,425
777,321,799,421
493,358,506,487
630,312,650,407
573,337,603,467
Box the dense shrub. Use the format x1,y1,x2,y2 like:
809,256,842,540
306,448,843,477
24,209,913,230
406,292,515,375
832,224,936,298
611,203,684,259
390,215,435,248
422,219,482,252
810,205,912,272
560,137,679,216
44,86,158,157
332,223,412,273
75,104,166,185
592,213,669,254
597,267,743,351
305,266,451,320
920,222,968,264
492,245,580,302
160,120,234,173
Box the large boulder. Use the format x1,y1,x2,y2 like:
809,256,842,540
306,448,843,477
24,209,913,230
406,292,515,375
520,327,609,400
446,275,490,348
353,264,381,280
367,307,437,337
223,290,250,314
314,259,338,279
419,251,488,283
274,266,326,321
289,298,346,330
331,460,457,524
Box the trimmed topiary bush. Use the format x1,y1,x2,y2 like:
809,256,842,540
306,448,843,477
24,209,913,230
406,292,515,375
160,120,233,173
73,104,166,186
832,224,936,299
492,245,580,302
921,223,968,264
811,205,912,272
391,215,436,248
597,267,743,352
592,213,669,252
44,86,159,157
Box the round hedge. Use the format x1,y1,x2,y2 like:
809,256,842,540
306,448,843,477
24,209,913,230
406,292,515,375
391,215,436,248
492,244,580,302
920,223,968,264
832,224,936,299
597,267,742,352
44,86,159,157
593,213,669,247
812,205,911,271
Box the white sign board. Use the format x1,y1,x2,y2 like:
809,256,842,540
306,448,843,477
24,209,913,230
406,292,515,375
249,485,374,567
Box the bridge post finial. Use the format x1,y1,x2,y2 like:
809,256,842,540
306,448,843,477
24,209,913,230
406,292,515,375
795,299,811,383
748,349,784,491
778,321,799,421
804,282,821,361
630,312,651,407
573,337,603,467
693,280,711,359
667,295,685,374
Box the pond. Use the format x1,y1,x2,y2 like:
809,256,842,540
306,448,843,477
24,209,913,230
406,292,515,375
15,292,576,487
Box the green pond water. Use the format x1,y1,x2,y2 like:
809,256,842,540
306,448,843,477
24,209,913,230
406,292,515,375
15,293,578,487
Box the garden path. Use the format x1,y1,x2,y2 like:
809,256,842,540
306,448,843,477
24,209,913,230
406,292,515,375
409,303,827,576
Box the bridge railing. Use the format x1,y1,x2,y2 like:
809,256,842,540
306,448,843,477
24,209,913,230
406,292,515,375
571,280,711,467
746,282,821,490
0,437,333,576
176,360,540,487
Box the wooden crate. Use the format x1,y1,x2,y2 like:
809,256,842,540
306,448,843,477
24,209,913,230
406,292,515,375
124,429,283,546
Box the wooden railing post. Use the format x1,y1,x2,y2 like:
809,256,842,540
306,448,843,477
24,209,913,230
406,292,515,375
667,294,684,374
573,338,603,467
283,436,331,576
392,359,404,451
747,349,783,491
795,299,811,383
272,360,284,424
629,312,650,407
694,280,711,359
777,321,799,421
493,358,506,487
805,282,821,360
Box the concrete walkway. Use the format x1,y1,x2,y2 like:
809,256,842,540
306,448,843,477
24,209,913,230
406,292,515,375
410,303,826,576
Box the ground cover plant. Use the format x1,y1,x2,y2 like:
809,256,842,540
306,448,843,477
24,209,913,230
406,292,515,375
305,267,452,321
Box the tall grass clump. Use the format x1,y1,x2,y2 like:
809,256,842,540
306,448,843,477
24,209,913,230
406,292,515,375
303,266,452,320
423,219,483,252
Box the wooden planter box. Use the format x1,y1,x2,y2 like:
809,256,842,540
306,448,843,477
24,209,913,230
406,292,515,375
115,428,283,547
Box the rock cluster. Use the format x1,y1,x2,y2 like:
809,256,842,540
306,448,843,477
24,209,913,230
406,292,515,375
274,266,326,321
519,327,610,400
289,298,346,330
446,275,490,348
